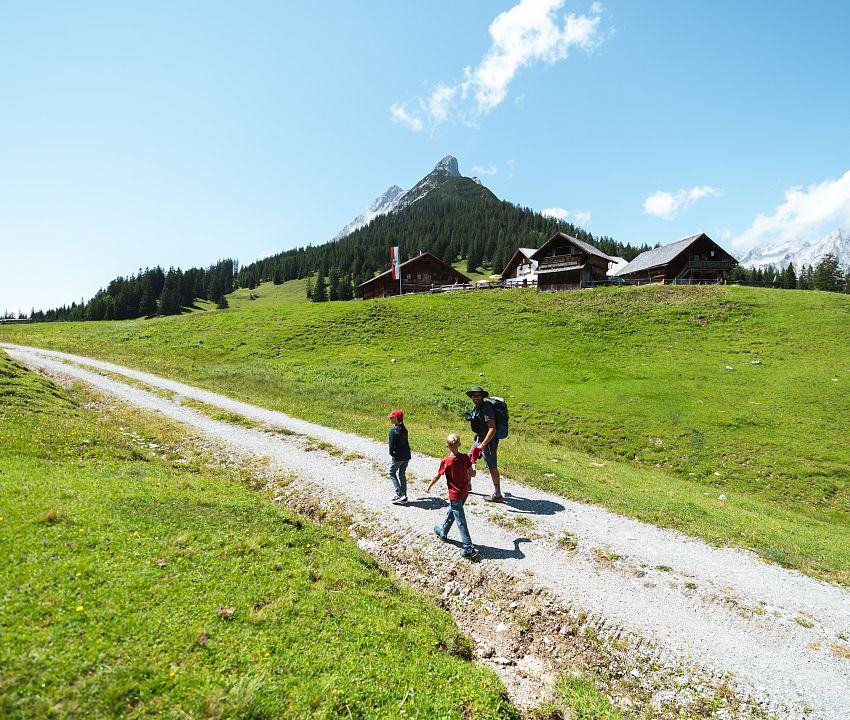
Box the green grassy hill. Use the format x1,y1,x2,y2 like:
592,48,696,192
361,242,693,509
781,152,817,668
3,284,849,584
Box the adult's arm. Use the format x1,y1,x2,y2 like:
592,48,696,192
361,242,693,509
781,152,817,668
479,420,496,448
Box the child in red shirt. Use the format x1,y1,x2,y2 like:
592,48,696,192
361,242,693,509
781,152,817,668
426,433,479,560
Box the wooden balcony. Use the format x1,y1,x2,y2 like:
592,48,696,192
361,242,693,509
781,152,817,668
689,259,732,269
538,254,583,271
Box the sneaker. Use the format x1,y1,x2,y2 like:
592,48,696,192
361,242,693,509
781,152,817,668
433,525,446,541
392,495,408,505
484,493,505,503
462,548,480,560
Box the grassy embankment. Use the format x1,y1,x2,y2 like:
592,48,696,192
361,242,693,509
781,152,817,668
0,352,520,719
2,283,848,584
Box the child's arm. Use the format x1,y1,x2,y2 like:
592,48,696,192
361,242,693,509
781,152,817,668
425,471,442,494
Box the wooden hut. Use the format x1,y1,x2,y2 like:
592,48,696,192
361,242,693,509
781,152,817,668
500,247,539,286
615,233,737,283
530,232,613,292
358,251,469,300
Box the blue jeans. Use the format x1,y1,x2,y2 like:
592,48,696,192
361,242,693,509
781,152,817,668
440,499,473,553
389,459,408,497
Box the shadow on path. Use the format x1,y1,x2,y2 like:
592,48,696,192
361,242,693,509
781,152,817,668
469,491,565,516
406,497,448,510
438,536,532,561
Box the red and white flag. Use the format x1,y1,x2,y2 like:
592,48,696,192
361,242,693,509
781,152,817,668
390,246,400,280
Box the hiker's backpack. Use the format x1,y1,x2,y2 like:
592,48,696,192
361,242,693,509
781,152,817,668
485,396,509,439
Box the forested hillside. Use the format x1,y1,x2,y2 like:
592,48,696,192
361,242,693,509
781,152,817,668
28,259,236,322
236,178,649,291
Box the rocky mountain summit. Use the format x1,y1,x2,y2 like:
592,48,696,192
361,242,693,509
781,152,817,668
334,156,466,239
739,227,849,269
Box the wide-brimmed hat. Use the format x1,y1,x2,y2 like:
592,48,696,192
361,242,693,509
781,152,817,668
465,386,489,398
388,409,404,419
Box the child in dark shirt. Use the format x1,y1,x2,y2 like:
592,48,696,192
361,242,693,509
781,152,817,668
388,409,411,505
426,433,478,559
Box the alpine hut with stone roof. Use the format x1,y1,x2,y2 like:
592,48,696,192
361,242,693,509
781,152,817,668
614,233,737,284
530,232,614,292
357,251,470,300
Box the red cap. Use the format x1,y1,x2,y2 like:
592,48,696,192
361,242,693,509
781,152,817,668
388,409,404,420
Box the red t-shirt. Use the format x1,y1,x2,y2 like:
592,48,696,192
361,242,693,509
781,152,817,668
438,452,472,501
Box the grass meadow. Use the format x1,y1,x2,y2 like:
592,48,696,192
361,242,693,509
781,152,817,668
2,283,848,584
0,351,521,719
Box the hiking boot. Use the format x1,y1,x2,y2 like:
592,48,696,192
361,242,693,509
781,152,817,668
484,493,505,503
392,495,408,505
462,548,480,560
434,525,446,541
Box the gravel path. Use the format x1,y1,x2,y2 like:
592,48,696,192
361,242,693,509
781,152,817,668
5,342,849,719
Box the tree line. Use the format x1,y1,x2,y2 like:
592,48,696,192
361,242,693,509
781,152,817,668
728,254,849,293
27,259,237,322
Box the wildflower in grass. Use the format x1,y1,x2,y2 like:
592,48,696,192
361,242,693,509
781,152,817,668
169,671,177,678
75,605,84,612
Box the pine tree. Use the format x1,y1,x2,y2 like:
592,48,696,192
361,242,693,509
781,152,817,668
783,262,797,289
338,273,353,301
216,295,229,309
312,273,327,302
138,281,157,316
272,268,283,285
813,254,843,292
328,268,340,301
306,277,313,299
158,271,182,315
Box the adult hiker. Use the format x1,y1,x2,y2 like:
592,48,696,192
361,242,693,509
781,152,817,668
465,386,504,503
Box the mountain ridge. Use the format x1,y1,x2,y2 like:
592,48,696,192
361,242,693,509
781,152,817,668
739,228,849,270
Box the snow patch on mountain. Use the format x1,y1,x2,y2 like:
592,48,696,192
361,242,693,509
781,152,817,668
395,155,461,211
738,228,850,269
334,185,406,241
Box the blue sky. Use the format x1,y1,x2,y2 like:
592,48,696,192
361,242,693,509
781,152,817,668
2,1,850,314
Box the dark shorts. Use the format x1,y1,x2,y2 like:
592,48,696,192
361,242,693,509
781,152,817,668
474,437,499,469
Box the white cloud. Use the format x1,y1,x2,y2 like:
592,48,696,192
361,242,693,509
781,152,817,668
542,207,569,220
390,0,605,131
389,103,423,132
472,165,498,176
643,185,719,220
541,207,592,225
733,170,850,251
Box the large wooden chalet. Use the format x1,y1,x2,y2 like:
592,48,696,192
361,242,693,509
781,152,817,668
615,233,737,283
358,251,469,300
530,232,613,292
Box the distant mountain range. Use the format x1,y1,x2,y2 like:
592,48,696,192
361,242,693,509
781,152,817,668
738,228,849,270
334,155,491,240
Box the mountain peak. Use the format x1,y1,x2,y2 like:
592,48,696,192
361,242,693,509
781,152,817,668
434,155,460,176
740,227,849,269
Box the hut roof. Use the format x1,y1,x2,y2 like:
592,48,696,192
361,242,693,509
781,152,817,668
530,232,614,263
616,234,706,276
